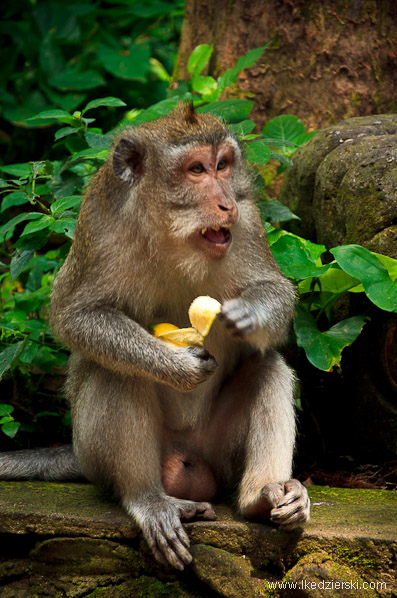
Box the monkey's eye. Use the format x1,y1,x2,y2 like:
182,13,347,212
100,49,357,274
189,163,205,174
217,159,227,170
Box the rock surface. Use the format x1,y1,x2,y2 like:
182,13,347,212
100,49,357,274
280,114,397,258
0,481,396,597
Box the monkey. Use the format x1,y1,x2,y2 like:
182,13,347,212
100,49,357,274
0,102,310,570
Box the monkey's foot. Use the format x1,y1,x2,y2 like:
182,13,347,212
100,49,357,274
242,479,310,529
126,495,216,571
269,479,310,529
168,496,217,521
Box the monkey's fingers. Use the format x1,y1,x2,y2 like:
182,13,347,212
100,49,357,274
219,300,258,337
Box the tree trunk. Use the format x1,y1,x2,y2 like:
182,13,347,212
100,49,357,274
176,0,397,130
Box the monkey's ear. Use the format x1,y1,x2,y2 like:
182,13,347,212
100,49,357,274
112,136,145,184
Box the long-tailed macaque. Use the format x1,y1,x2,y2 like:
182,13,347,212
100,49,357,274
0,103,310,570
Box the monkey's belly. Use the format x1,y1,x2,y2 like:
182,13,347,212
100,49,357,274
161,451,217,502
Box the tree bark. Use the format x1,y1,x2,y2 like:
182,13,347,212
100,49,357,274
176,0,397,130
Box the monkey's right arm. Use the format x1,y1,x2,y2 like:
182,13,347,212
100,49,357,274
50,300,217,392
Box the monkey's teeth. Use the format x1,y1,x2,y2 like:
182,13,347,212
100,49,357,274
212,226,220,232
201,228,207,235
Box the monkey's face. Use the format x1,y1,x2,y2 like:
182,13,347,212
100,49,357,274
176,142,240,259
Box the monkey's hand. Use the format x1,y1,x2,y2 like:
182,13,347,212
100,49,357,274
127,494,216,570
168,346,218,392
269,479,310,529
219,298,259,338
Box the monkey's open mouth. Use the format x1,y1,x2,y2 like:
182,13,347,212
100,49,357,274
199,225,232,245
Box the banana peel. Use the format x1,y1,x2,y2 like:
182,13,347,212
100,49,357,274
152,296,221,347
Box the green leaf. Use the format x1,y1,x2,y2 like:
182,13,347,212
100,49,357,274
227,120,256,137
245,140,271,166
270,234,330,280
50,68,105,91
20,215,55,238
27,109,71,121
0,212,43,238
1,191,29,212
97,43,150,81
131,97,180,125
50,218,76,239
54,127,78,141
10,250,34,280
0,163,31,177
82,96,127,114
51,195,82,214
258,199,300,223
84,132,113,148
331,245,397,312
262,115,305,146
0,342,25,379
192,74,217,93
0,404,14,417
1,421,21,439
234,44,270,72
294,305,367,371
197,100,253,123
187,44,213,76
218,44,270,92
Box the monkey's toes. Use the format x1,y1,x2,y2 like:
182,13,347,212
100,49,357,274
270,479,310,529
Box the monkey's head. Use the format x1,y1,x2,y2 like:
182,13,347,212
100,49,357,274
111,103,251,266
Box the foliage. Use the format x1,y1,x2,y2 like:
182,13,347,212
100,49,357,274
1,41,396,442
0,0,184,163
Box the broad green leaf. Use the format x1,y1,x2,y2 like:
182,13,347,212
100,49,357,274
258,199,300,223
0,404,14,416
27,109,71,121
131,97,180,125
245,140,271,166
20,215,55,238
187,44,213,76
271,234,330,280
50,218,76,239
294,305,367,371
51,195,82,214
227,120,256,137
0,179,9,188
234,44,270,72
97,43,150,81
197,99,253,123
374,253,397,281
218,44,270,92
262,115,305,145
70,148,109,161
10,249,34,280
0,341,25,379
83,96,127,114
50,68,105,91
54,127,77,141
84,132,113,148
1,421,21,438
0,212,43,238
1,191,29,212
192,75,218,97
331,245,397,312
19,341,40,365
0,163,31,177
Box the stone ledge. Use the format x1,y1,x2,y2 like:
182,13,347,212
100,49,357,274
0,482,396,597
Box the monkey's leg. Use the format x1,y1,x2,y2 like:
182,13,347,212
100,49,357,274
210,351,310,528
239,351,309,528
71,367,214,570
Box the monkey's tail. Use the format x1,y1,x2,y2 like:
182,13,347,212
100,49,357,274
0,445,84,481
